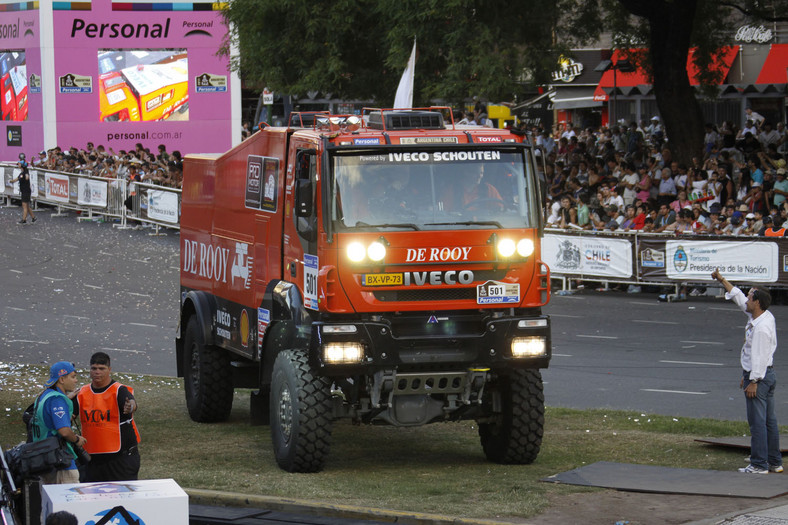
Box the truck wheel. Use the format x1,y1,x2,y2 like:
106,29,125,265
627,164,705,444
270,349,333,472
183,316,233,422
478,369,544,464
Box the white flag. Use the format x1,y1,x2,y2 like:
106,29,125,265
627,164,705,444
394,37,416,108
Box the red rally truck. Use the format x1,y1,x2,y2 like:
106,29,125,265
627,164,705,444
177,108,551,472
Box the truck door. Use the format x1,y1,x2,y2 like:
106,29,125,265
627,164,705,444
283,143,319,310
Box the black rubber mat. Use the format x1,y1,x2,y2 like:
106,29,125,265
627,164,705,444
541,461,788,498
695,435,788,452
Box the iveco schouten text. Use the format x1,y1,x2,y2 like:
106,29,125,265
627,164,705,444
177,108,551,472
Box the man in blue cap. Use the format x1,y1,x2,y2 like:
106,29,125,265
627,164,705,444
31,361,87,484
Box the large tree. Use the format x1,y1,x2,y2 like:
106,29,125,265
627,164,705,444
220,0,579,105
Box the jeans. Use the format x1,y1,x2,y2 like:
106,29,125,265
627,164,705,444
743,368,782,469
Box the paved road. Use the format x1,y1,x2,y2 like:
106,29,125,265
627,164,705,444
544,288,788,422
1,205,783,423
0,206,179,376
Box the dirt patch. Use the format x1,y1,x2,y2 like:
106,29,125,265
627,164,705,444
524,490,788,525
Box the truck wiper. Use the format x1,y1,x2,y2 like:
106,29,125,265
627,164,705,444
426,221,503,229
354,221,421,231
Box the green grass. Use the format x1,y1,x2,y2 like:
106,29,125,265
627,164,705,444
0,362,770,521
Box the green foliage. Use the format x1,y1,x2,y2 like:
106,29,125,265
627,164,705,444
221,0,576,105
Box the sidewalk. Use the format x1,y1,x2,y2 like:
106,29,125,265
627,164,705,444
689,497,788,525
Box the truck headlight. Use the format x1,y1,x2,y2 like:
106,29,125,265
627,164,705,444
497,238,516,257
347,242,366,262
511,336,546,358
367,241,386,261
517,239,534,257
322,342,364,364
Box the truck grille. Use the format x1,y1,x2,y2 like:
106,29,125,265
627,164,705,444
373,288,476,302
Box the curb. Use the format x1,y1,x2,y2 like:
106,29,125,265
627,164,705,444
185,488,514,525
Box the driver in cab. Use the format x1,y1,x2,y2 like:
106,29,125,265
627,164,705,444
442,164,504,212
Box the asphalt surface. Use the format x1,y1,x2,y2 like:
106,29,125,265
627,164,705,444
0,205,179,376
1,204,786,424
544,287,788,422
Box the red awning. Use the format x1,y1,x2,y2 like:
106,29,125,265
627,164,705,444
593,46,739,102
756,44,788,84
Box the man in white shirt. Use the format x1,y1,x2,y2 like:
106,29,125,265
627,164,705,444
712,270,781,474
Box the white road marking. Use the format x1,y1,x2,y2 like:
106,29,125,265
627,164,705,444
659,360,724,366
128,322,158,328
127,292,151,298
84,284,103,289
6,306,25,311
42,276,66,282
679,340,724,345
6,339,50,344
632,320,679,325
552,353,573,357
63,315,90,320
63,244,79,249
641,389,707,395
9,269,22,274
577,334,619,339
132,259,150,264
100,347,145,354
169,266,180,271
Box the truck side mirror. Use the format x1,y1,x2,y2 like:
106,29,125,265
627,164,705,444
295,179,313,217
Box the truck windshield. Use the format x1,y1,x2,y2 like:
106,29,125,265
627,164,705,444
331,149,537,231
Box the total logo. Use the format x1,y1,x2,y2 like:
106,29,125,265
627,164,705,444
183,239,253,290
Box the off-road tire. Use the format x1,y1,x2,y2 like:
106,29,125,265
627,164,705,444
478,368,544,464
183,316,234,422
270,349,333,472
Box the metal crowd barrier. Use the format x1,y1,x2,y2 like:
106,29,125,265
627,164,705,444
543,228,788,292
0,163,181,234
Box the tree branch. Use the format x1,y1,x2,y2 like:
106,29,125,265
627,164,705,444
718,1,788,22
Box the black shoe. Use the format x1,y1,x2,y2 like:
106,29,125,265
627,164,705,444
31,217,37,223
18,220,26,224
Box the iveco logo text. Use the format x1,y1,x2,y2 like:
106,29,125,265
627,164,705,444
404,271,474,286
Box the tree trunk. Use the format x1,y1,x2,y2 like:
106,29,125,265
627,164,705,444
646,0,705,165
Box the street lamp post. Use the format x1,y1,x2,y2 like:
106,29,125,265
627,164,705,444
595,58,635,125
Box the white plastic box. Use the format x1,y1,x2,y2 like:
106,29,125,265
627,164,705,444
41,478,188,525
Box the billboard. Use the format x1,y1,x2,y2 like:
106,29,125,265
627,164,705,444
53,2,235,154
0,5,42,157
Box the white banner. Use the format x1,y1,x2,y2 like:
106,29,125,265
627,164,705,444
147,189,179,223
31,169,39,196
542,234,633,278
665,240,778,282
45,173,70,203
77,178,108,207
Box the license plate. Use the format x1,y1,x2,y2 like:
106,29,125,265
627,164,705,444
362,273,403,286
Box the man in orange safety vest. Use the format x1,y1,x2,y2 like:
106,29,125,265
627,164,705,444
75,352,141,482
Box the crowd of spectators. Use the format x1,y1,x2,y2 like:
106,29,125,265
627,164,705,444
534,110,788,237
29,142,183,189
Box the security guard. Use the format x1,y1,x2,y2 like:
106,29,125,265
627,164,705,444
76,352,140,482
